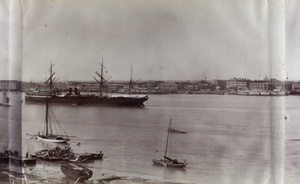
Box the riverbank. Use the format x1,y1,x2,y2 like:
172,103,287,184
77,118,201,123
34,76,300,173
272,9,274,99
3,165,195,184
1,172,195,184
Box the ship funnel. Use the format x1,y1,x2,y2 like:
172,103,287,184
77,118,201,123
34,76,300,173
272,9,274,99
74,88,78,95
69,88,72,95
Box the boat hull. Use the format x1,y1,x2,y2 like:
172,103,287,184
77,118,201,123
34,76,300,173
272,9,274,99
152,159,187,168
25,95,148,107
61,163,93,182
34,147,74,161
63,157,88,163
78,152,104,160
63,152,103,163
37,135,70,143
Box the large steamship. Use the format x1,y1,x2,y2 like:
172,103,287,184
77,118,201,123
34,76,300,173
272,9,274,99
25,63,148,107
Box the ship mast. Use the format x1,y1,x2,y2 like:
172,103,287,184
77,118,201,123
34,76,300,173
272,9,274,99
49,63,53,93
45,63,53,136
100,59,104,98
94,57,111,98
164,118,172,157
45,97,49,136
129,64,133,95
45,62,59,94
128,64,141,95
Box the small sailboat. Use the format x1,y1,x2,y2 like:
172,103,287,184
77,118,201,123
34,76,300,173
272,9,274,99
37,97,70,143
152,118,187,168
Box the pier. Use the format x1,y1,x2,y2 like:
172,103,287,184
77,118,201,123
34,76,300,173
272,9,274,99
0,150,36,167
8,155,36,167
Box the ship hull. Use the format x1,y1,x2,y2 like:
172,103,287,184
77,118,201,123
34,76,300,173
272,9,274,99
25,95,148,107
61,163,93,182
152,159,187,168
37,135,70,143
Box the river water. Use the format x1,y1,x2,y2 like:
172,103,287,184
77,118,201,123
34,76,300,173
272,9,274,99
1,93,300,183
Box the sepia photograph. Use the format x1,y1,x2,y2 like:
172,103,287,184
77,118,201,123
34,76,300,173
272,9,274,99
1,0,300,183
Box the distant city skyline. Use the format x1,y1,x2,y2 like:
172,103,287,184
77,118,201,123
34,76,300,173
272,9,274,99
1,1,300,82
21,75,299,83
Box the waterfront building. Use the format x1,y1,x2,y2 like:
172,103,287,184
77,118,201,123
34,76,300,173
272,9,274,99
236,81,247,90
122,83,140,93
176,82,198,91
66,81,95,92
157,82,177,92
226,78,250,90
22,79,299,95
196,80,214,91
0,80,21,92
226,79,237,89
186,84,197,91
269,78,284,91
174,82,191,93
292,82,300,91
53,82,68,91
249,80,270,91
65,81,149,94
214,80,227,91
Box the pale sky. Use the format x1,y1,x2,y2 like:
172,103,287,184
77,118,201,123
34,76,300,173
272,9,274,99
0,0,10,80
0,0,299,81
286,0,300,81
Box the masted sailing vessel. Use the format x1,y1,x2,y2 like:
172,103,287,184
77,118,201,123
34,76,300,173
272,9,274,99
25,62,148,107
37,97,70,143
152,118,188,168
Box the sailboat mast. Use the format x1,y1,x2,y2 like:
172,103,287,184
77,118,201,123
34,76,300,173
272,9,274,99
49,62,53,93
45,97,49,136
100,58,104,98
129,64,133,95
164,118,172,157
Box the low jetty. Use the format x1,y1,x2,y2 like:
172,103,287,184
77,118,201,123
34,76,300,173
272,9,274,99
8,155,36,166
0,150,36,167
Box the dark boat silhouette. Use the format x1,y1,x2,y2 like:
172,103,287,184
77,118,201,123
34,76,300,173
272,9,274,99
25,62,148,107
61,163,93,182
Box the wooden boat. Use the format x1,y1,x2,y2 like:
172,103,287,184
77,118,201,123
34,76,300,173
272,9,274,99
63,157,88,163
33,147,74,161
32,147,103,163
61,163,93,182
78,151,104,160
62,151,104,163
36,96,70,143
152,118,187,168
